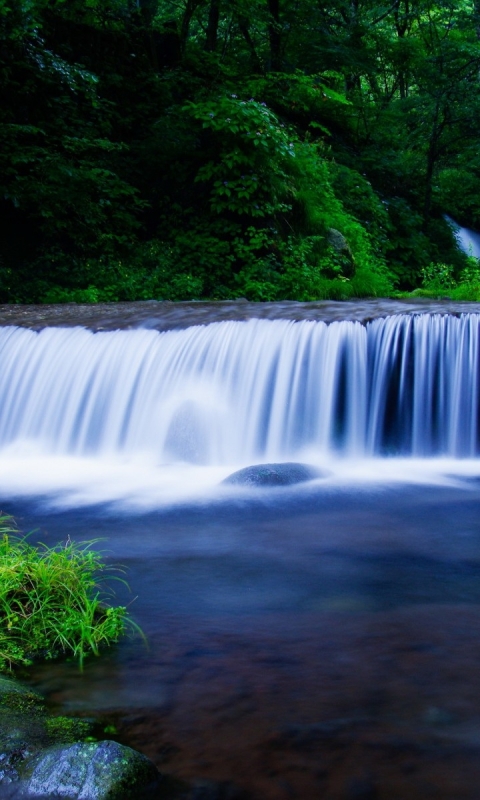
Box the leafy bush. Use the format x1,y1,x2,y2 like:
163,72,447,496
183,95,296,219
421,261,456,291
0,516,140,672
329,164,391,258
399,256,480,301
382,198,431,288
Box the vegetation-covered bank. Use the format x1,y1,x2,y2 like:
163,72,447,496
0,516,136,673
2,0,480,303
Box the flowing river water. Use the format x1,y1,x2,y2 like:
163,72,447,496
2,300,480,799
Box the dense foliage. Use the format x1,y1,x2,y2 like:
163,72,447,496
0,516,137,671
2,0,480,302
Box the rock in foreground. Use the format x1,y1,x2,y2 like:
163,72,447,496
222,462,330,487
0,676,162,799
23,740,161,799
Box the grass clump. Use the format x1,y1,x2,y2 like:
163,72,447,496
0,515,139,672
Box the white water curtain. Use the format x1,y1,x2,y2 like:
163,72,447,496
0,314,478,463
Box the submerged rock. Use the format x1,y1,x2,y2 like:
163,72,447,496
23,740,161,799
222,462,329,487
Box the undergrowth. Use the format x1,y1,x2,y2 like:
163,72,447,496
0,515,141,672
394,257,480,301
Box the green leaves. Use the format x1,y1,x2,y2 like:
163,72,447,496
0,122,144,261
2,0,480,300
183,95,295,217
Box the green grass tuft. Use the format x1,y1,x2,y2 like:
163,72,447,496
0,515,142,672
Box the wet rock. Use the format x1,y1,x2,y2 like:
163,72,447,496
0,677,46,720
222,462,330,487
23,740,162,799
0,677,49,784
0,677,162,799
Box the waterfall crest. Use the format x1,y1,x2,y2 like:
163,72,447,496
0,314,479,464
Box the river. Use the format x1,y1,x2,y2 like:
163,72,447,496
1,299,480,799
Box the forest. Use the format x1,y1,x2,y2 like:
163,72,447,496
2,0,480,303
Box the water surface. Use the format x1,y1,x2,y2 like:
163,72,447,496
6,479,480,800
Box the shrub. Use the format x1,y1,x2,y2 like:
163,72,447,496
421,261,456,291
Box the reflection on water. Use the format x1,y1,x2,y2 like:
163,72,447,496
5,481,480,799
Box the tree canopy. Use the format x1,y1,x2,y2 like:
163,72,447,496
1,0,480,302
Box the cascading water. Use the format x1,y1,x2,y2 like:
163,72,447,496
5,309,477,800
445,214,480,259
0,313,478,507
1,313,479,459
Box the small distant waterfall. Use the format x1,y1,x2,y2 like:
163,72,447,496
0,314,479,463
445,215,480,259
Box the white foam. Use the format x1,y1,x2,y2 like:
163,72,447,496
0,445,477,511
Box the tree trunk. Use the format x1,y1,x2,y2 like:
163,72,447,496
206,0,220,51
475,0,480,39
423,109,442,226
237,16,264,72
267,0,281,71
181,0,204,54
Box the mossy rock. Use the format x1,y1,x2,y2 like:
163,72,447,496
22,740,162,799
0,677,48,782
44,716,93,745
0,676,162,798
0,677,46,715
326,228,356,278
0,677,90,749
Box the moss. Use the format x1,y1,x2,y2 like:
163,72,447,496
45,715,93,744
0,677,46,716
1,692,46,715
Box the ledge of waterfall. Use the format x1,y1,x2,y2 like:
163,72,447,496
0,298,479,332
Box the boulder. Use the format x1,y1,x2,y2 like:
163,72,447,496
222,462,330,487
326,228,356,278
23,740,162,799
0,676,162,799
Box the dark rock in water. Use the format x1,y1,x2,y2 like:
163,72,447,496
23,740,161,799
222,462,330,487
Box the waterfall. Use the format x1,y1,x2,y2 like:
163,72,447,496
445,215,480,259
0,314,479,466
